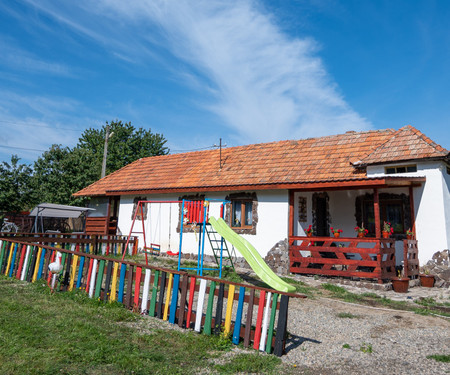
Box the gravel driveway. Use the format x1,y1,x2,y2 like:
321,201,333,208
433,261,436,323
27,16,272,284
283,296,450,375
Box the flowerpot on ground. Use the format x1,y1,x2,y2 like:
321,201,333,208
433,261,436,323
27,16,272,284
392,277,409,293
382,231,390,239
419,274,435,288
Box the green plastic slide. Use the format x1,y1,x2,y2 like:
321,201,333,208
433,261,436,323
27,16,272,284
208,217,295,293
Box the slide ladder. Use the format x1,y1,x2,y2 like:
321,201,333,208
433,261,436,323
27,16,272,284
205,224,236,270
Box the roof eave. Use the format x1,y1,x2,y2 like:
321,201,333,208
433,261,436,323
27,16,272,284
97,176,425,196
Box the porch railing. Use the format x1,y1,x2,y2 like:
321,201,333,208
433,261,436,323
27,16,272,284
403,239,419,278
289,236,396,283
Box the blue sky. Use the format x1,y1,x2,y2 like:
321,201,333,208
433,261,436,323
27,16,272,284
1,0,449,164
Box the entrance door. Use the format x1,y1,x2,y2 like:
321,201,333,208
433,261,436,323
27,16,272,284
313,193,329,236
108,196,120,234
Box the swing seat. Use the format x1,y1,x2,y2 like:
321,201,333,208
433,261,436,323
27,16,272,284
166,250,179,256
143,243,161,256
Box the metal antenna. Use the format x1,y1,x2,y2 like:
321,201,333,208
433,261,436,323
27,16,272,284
213,138,227,170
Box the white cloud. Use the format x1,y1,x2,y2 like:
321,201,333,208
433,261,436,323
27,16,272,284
0,39,73,77
21,0,371,143
0,91,101,163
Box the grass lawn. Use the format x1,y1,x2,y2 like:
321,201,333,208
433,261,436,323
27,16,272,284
0,277,287,375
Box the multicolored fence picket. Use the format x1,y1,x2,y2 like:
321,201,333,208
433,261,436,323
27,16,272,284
0,233,138,256
0,238,304,356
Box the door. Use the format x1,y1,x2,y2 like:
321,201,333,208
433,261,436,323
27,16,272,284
313,192,329,236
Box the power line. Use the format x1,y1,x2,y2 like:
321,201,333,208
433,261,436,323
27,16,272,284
0,119,100,131
0,144,46,152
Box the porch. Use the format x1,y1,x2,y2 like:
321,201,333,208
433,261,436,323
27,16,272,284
289,236,419,283
287,176,424,283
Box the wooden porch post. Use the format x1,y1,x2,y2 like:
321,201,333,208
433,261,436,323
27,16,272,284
374,188,381,238
409,186,416,234
288,190,295,238
105,197,112,235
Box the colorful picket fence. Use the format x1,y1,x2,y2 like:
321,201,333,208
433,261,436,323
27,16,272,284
0,239,303,356
0,233,138,256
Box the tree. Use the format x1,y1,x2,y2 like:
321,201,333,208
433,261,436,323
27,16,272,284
0,155,34,212
77,120,169,176
31,120,169,206
31,145,98,206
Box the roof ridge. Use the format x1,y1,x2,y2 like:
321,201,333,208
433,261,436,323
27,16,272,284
403,125,448,154
356,125,449,166
141,128,394,162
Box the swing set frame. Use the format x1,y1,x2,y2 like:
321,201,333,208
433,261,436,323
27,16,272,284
122,199,228,277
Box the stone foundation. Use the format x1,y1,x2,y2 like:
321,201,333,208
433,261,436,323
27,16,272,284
264,239,289,275
422,250,450,288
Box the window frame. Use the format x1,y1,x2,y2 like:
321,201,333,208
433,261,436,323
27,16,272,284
358,193,411,238
385,164,417,174
225,192,258,235
231,199,253,229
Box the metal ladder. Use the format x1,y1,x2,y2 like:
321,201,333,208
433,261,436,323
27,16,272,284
205,224,236,270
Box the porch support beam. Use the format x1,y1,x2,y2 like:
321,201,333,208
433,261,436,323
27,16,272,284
288,190,295,238
373,188,381,238
409,186,416,234
105,197,112,235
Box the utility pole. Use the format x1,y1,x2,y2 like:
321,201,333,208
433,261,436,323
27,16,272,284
101,125,110,178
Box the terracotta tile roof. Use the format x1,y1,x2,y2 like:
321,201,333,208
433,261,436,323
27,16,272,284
74,127,443,197
356,125,449,165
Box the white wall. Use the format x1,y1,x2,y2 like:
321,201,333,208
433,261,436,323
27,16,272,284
116,190,290,259
368,160,450,263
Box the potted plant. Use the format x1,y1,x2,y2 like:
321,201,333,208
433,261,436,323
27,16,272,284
382,221,394,238
419,269,435,288
330,227,343,238
305,224,313,237
392,269,409,293
406,228,414,240
354,223,369,238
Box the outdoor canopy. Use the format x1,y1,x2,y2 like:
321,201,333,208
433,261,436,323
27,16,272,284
29,203,95,233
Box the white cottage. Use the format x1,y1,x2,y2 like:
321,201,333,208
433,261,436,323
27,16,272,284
75,126,449,280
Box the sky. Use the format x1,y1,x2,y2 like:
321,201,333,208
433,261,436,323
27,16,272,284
0,0,449,164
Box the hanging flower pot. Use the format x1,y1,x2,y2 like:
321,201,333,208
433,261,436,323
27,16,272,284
392,277,409,293
382,231,390,238
334,232,340,238
306,232,312,238
357,232,365,238
419,274,435,288
406,235,413,240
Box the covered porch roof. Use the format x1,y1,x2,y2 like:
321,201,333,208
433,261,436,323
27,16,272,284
286,175,425,192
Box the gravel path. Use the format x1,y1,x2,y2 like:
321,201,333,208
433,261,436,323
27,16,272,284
283,296,450,375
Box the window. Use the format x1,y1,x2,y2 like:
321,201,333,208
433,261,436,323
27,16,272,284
231,200,252,228
357,193,411,237
131,197,147,220
385,165,417,174
225,192,258,234
177,194,205,233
